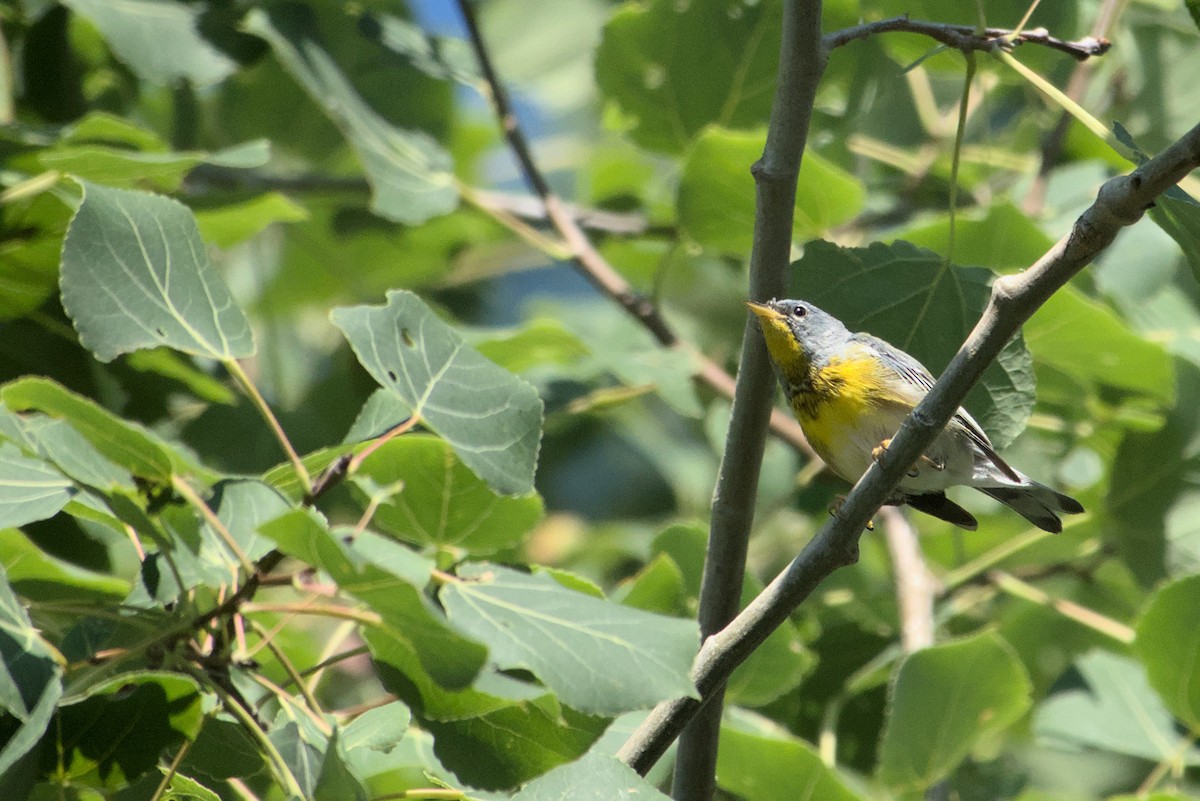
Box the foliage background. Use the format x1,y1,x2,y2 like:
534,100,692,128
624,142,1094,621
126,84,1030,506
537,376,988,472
1,0,1200,799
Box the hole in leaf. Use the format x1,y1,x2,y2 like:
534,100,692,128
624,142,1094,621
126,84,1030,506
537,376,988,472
386,370,397,382
400,328,414,347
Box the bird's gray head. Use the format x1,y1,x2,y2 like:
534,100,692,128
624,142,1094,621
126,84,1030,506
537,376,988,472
747,298,852,366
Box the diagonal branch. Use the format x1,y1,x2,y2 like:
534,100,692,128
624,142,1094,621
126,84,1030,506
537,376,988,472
452,0,815,459
824,16,1111,60
617,119,1200,775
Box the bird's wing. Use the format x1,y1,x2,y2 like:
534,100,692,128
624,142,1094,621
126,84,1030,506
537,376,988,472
851,333,1022,482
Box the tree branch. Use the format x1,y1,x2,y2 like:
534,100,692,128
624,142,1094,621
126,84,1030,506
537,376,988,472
617,119,1200,776
450,0,817,461
824,16,1111,61
670,1,825,799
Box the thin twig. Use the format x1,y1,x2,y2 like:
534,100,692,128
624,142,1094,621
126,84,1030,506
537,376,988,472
1023,0,1126,216
452,0,816,461
880,508,939,652
617,119,1200,776
824,16,1111,60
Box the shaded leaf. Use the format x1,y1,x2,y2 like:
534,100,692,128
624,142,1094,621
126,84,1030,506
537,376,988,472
510,752,671,800
1134,574,1200,729
331,290,543,496
353,435,542,555
878,631,1031,791
679,127,864,256
61,0,236,86
244,7,457,225
716,710,863,801
595,0,782,152
791,240,1036,449
193,192,309,247
891,202,1056,274
60,181,255,363
1035,649,1200,764
1025,286,1174,403
441,563,699,715
0,566,64,777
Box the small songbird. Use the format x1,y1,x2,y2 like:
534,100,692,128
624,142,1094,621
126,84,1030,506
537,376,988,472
747,298,1083,532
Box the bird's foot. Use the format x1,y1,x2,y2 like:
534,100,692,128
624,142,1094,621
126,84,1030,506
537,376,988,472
871,438,945,477
829,495,874,531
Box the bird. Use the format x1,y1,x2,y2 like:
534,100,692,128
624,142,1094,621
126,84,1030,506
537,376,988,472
747,298,1083,532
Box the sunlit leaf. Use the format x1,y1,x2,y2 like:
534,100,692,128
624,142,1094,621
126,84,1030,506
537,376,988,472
332,290,543,496
60,181,255,363
441,562,699,715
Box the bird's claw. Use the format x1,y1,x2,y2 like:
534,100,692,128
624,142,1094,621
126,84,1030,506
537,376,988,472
871,438,945,477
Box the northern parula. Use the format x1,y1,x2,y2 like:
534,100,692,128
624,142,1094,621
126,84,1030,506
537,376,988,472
748,298,1083,532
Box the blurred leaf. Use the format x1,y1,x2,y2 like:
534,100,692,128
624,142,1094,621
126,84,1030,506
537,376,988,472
244,6,457,225
0,527,129,603
471,319,590,375
54,672,204,789
363,12,478,85
193,192,309,247
313,730,368,801
791,240,1036,449
596,0,781,152
716,710,863,801
60,0,236,86
1134,574,1200,729
1034,649,1200,764
268,714,325,798
340,701,410,754
679,128,865,256
354,435,542,555
0,378,177,481
726,574,814,708
0,190,70,320
1025,286,1174,403
441,562,699,715
17,415,134,491
60,181,255,363
331,290,543,496
1149,190,1200,285
1109,359,1200,584
612,552,687,616
892,203,1056,273
0,565,64,777
878,631,1031,791
259,510,487,690
510,752,671,800
207,479,292,564
0,442,76,528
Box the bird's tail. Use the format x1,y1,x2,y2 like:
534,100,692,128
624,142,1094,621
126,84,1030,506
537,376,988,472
978,481,1084,533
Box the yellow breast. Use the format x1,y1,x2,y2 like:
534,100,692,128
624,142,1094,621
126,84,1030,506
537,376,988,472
790,353,897,472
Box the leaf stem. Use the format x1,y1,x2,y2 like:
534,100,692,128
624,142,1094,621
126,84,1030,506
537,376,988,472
988,570,1134,643
171,475,255,577
242,601,384,627
225,358,312,495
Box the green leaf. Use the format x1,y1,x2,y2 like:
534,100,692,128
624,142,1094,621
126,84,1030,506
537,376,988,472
192,192,309,248
0,442,75,528
891,203,1057,274
208,479,293,564
679,128,865,256
878,631,1031,791
0,527,130,603
60,181,255,363
1035,649,1200,764
259,510,487,690
1,378,177,481
17,415,135,491
1026,286,1174,403
0,566,64,777
54,672,204,789
1134,574,1200,729
60,0,236,86
0,190,69,320
791,240,1036,449
314,730,368,801
595,0,782,153
510,752,671,800
441,562,699,715
353,435,542,555
340,701,410,754
716,710,863,801
331,290,543,496
244,7,457,225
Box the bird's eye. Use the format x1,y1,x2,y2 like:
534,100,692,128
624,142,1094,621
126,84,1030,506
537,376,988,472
792,305,808,318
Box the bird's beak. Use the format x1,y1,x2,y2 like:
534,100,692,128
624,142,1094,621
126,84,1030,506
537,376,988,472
746,300,783,322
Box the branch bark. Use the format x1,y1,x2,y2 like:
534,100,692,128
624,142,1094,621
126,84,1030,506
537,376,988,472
617,119,1200,776
824,16,1111,60
670,2,825,798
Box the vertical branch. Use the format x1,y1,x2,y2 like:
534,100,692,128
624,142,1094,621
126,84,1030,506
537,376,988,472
668,2,826,798
880,508,938,653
